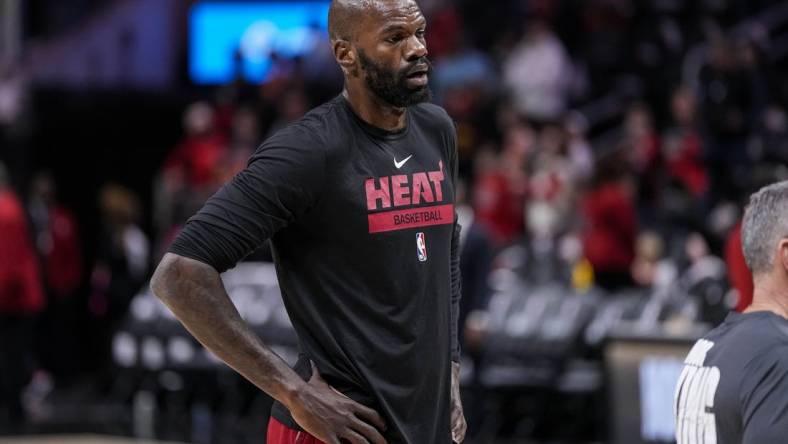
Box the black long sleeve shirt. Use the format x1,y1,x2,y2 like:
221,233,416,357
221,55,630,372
169,95,461,443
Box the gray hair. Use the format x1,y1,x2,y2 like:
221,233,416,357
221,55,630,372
742,180,788,275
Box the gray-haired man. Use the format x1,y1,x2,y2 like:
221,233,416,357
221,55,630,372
674,180,788,443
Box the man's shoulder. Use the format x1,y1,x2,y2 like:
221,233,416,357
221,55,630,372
258,98,346,154
705,312,788,367
299,96,347,132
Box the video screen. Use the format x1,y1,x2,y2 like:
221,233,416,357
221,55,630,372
189,1,331,84
605,338,694,444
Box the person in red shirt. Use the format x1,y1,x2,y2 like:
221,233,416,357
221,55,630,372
0,163,44,430
581,158,637,291
473,123,532,245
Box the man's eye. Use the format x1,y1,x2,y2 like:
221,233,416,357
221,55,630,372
416,30,426,38
388,35,404,43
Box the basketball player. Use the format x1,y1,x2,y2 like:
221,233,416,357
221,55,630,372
151,0,466,443
674,180,788,443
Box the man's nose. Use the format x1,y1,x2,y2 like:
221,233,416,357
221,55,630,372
404,35,428,61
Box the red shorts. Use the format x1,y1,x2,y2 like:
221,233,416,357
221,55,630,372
267,417,326,444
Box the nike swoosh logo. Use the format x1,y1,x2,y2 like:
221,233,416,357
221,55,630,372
394,154,413,169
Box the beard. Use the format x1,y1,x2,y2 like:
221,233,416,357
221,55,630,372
357,49,432,108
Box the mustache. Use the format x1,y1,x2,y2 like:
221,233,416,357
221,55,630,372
403,58,432,76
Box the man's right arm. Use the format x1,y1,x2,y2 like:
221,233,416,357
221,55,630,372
151,253,387,444
151,253,303,408
151,128,387,444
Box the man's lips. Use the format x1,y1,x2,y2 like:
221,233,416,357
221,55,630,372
405,72,429,87
405,64,429,77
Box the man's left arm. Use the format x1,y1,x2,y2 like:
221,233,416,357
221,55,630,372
448,118,466,443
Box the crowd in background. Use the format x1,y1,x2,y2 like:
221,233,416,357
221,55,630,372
2,0,788,438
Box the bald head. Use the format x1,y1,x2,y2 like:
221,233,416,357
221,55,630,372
328,0,369,42
329,0,422,42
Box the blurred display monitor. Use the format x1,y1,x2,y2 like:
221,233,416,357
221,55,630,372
189,1,330,84
604,327,705,444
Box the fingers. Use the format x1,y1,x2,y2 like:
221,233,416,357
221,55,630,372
451,413,467,443
450,399,466,443
348,416,388,444
352,403,387,432
342,427,381,444
330,385,351,399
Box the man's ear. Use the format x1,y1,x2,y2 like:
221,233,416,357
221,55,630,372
333,40,357,76
780,238,788,275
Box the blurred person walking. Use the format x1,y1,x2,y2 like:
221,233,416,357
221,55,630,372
87,184,149,381
27,171,84,384
0,162,44,432
152,1,465,443
675,181,788,443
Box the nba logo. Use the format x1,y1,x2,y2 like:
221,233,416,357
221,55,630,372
416,232,427,262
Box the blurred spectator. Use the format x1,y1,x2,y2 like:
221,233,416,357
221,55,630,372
0,162,44,431
581,157,637,291
622,103,661,209
526,124,574,239
215,106,261,184
161,102,227,190
753,105,788,165
563,112,594,185
27,171,82,299
682,232,729,325
661,85,708,199
154,102,227,243
630,231,677,289
502,18,573,123
700,37,753,201
456,181,493,343
473,123,532,245
88,183,149,379
27,171,83,383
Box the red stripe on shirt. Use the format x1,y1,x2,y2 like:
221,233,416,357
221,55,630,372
368,204,454,233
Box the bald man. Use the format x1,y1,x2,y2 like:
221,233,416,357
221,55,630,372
151,1,465,443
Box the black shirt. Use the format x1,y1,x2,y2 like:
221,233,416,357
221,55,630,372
674,311,788,444
169,95,461,444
